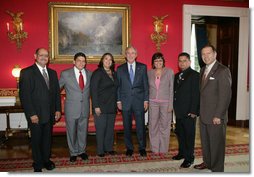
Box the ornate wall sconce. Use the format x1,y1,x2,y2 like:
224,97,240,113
12,65,22,104
151,15,168,51
6,10,28,50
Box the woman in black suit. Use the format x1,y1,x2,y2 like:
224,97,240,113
90,53,118,157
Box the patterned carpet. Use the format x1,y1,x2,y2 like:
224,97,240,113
0,144,249,172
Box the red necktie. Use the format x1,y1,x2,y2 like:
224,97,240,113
79,71,84,90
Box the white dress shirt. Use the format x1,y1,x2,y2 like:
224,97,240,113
74,66,87,85
127,61,136,76
36,62,48,77
205,60,217,77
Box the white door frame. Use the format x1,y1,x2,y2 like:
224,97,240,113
183,5,249,120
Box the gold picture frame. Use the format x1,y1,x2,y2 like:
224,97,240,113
49,2,131,64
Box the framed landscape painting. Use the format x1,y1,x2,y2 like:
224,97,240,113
49,2,130,63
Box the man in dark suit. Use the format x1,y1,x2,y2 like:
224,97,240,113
117,46,149,157
173,52,200,168
194,45,232,172
19,48,61,172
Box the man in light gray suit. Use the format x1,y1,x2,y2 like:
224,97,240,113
59,52,92,163
194,45,232,172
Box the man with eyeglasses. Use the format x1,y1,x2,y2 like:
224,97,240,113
19,48,61,172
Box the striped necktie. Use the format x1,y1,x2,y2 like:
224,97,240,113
42,68,49,89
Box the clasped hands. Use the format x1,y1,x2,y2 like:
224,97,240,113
30,111,61,124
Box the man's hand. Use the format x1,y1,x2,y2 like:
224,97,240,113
30,115,39,124
213,117,221,124
95,108,102,117
55,111,61,121
168,108,173,113
188,113,197,119
117,102,122,110
144,102,149,111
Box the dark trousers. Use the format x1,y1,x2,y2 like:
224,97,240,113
29,121,52,170
200,121,226,172
94,113,116,154
122,107,146,151
175,116,196,162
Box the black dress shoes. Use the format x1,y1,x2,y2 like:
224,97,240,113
70,156,77,162
44,160,55,170
139,149,147,157
172,154,184,160
34,169,42,172
79,153,89,160
126,149,133,157
193,162,208,170
98,154,105,157
105,151,117,155
180,160,193,168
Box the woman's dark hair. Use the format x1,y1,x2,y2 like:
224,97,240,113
152,52,165,69
98,53,115,71
74,52,87,62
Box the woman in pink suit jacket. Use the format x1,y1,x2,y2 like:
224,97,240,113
147,52,174,154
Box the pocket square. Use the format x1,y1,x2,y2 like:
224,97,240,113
209,77,215,80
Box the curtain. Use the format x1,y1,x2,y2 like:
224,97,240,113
195,24,208,68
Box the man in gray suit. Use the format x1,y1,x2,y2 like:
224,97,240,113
194,45,232,172
59,52,92,162
117,46,149,157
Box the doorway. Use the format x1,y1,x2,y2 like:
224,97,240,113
183,5,249,123
191,16,239,124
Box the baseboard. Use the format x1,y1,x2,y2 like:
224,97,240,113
228,119,249,128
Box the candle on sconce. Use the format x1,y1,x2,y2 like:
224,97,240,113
7,22,10,31
166,25,168,33
155,24,158,32
20,22,23,31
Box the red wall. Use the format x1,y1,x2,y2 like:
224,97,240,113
0,0,248,88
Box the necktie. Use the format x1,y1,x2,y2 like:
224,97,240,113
202,67,208,85
129,64,134,84
79,71,84,90
42,68,49,89
177,73,183,84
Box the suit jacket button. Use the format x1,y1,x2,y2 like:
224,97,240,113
80,100,83,102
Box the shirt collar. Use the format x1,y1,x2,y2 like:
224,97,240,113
35,62,47,73
127,61,136,69
74,66,85,74
206,60,217,71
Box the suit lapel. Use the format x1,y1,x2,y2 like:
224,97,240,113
123,63,132,84
201,61,219,90
69,68,80,89
133,62,142,85
84,68,90,89
176,68,191,89
48,69,54,90
32,64,49,90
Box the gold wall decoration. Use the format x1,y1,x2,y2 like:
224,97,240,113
151,15,168,51
6,10,28,50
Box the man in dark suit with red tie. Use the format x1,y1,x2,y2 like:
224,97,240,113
19,48,61,172
117,46,149,157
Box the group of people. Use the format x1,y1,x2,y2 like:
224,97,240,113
19,44,231,172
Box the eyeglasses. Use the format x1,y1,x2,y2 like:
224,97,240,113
37,54,49,58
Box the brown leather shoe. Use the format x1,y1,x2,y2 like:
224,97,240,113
194,162,208,170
